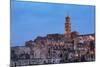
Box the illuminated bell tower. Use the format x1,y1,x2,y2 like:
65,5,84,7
64,16,71,38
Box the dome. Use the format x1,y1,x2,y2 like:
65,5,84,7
71,31,80,35
71,31,80,38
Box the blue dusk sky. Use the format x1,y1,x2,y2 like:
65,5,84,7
11,0,95,46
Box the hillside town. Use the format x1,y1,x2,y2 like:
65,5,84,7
11,16,95,67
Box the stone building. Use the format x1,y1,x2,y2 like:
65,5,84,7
11,16,95,66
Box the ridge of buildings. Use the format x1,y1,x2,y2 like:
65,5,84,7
11,16,95,66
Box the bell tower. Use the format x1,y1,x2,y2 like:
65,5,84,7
64,16,71,38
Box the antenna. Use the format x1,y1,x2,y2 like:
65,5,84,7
67,12,69,16
65,11,70,17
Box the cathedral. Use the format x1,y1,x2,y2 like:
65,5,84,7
11,16,95,66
